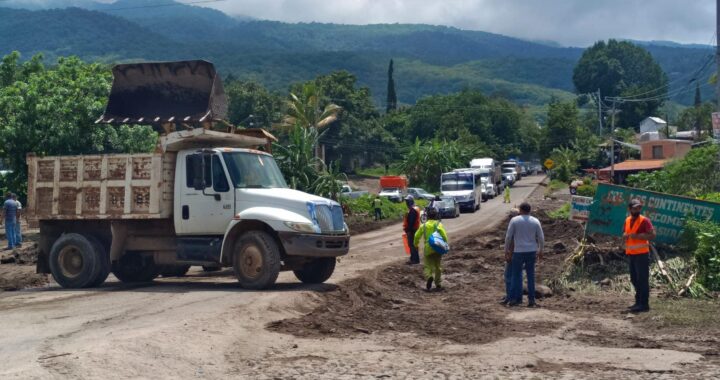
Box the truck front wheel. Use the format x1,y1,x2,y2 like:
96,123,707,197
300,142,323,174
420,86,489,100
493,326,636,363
232,231,281,290
112,252,159,283
49,233,102,289
293,258,336,284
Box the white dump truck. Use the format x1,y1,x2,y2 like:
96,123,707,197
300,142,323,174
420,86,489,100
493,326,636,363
28,60,350,289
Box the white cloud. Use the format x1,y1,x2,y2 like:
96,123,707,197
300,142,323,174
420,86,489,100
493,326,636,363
206,0,716,46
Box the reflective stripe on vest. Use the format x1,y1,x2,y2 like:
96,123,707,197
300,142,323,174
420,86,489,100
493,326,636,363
624,215,650,255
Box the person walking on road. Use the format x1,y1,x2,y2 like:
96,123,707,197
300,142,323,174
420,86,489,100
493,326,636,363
414,207,449,291
505,202,544,307
403,195,421,265
12,193,22,246
373,195,383,221
623,199,656,313
1,192,19,250
503,185,511,203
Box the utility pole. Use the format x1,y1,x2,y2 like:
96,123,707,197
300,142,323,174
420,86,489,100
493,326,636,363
597,88,603,136
717,0,720,112
606,98,621,184
610,99,616,183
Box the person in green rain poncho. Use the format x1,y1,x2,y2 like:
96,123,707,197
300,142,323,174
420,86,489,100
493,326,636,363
414,207,449,291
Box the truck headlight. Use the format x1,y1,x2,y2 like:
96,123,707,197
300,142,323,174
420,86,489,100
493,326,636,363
284,221,318,233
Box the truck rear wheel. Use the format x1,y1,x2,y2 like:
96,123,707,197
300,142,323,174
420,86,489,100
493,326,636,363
232,231,281,290
87,236,110,287
49,233,102,289
293,258,336,284
112,252,159,283
159,265,191,277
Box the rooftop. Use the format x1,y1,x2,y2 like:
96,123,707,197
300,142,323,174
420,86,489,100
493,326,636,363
596,159,668,173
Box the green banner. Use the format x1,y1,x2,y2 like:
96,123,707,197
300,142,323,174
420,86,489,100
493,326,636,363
587,183,720,244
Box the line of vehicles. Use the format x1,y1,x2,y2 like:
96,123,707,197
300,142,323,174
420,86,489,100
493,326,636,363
374,158,541,218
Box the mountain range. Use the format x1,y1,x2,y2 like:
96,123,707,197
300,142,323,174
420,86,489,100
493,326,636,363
0,0,715,110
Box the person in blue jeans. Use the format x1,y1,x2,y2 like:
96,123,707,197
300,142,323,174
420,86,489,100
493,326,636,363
2,192,19,250
504,202,545,307
12,193,22,246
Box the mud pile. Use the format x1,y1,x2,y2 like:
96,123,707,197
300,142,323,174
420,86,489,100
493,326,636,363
0,231,48,291
269,196,586,344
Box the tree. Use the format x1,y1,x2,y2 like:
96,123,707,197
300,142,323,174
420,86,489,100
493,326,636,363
573,40,668,129
283,82,341,132
550,146,579,182
386,59,397,113
677,102,714,134
627,144,720,197
540,100,581,159
298,71,397,171
398,138,479,191
225,80,283,129
0,53,156,198
282,82,342,162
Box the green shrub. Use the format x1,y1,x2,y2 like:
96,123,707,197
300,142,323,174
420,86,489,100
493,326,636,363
343,195,427,220
681,219,720,291
577,184,596,197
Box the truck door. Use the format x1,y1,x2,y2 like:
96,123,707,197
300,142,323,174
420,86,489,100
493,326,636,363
176,152,235,235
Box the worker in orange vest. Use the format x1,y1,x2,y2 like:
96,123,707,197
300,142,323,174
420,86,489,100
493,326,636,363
623,199,656,313
403,195,421,265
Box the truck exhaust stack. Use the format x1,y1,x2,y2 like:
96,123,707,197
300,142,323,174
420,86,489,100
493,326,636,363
97,60,228,126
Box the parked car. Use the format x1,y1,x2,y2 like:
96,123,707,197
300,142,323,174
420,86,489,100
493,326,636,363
379,187,403,203
340,184,368,199
438,196,461,218
407,187,436,201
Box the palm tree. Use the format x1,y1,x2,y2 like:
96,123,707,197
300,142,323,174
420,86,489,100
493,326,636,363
282,83,342,161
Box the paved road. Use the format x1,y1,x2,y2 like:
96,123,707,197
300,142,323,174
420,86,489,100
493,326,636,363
0,176,544,379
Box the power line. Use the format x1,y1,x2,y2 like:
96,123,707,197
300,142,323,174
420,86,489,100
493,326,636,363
619,32,717,100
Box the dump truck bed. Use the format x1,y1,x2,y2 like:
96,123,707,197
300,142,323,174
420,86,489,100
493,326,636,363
27,152,175,221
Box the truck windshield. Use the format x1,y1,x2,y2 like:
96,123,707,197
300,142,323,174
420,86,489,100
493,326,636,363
222,152,288,189
441,181,473,191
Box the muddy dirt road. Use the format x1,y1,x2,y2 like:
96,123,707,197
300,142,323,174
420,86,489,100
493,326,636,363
0,177,542,379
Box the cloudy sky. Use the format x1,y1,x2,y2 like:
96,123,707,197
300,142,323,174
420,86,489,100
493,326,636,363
205,0,716,47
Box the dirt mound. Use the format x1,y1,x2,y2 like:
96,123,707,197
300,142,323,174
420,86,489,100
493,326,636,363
1,231,49,291
269,233,563,344
269,201,581,344
0,265,48,291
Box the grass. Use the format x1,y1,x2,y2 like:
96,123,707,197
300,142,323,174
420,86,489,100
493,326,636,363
547,179,567,192
355,163,402,177
548,203,570,220
646,298,720,327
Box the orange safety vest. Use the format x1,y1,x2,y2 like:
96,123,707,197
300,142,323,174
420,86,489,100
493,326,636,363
403,206,421,230
624,215,650,255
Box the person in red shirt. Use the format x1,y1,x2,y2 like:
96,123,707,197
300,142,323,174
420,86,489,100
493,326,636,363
623,199,656,313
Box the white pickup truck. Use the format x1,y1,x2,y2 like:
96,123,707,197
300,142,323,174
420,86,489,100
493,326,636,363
28,60,349,290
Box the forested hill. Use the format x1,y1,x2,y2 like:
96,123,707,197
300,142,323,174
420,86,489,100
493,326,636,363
0,1,714,107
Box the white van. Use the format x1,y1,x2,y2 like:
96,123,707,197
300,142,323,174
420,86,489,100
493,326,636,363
440,169,484,212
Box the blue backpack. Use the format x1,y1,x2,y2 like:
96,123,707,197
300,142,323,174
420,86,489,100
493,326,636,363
427,222,449,255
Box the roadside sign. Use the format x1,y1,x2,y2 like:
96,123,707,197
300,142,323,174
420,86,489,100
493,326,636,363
544,159,554,169
587,183,720,244
570,195,593,223
713,112,720,138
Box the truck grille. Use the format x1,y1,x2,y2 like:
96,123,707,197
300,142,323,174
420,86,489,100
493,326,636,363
315,203,345,233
